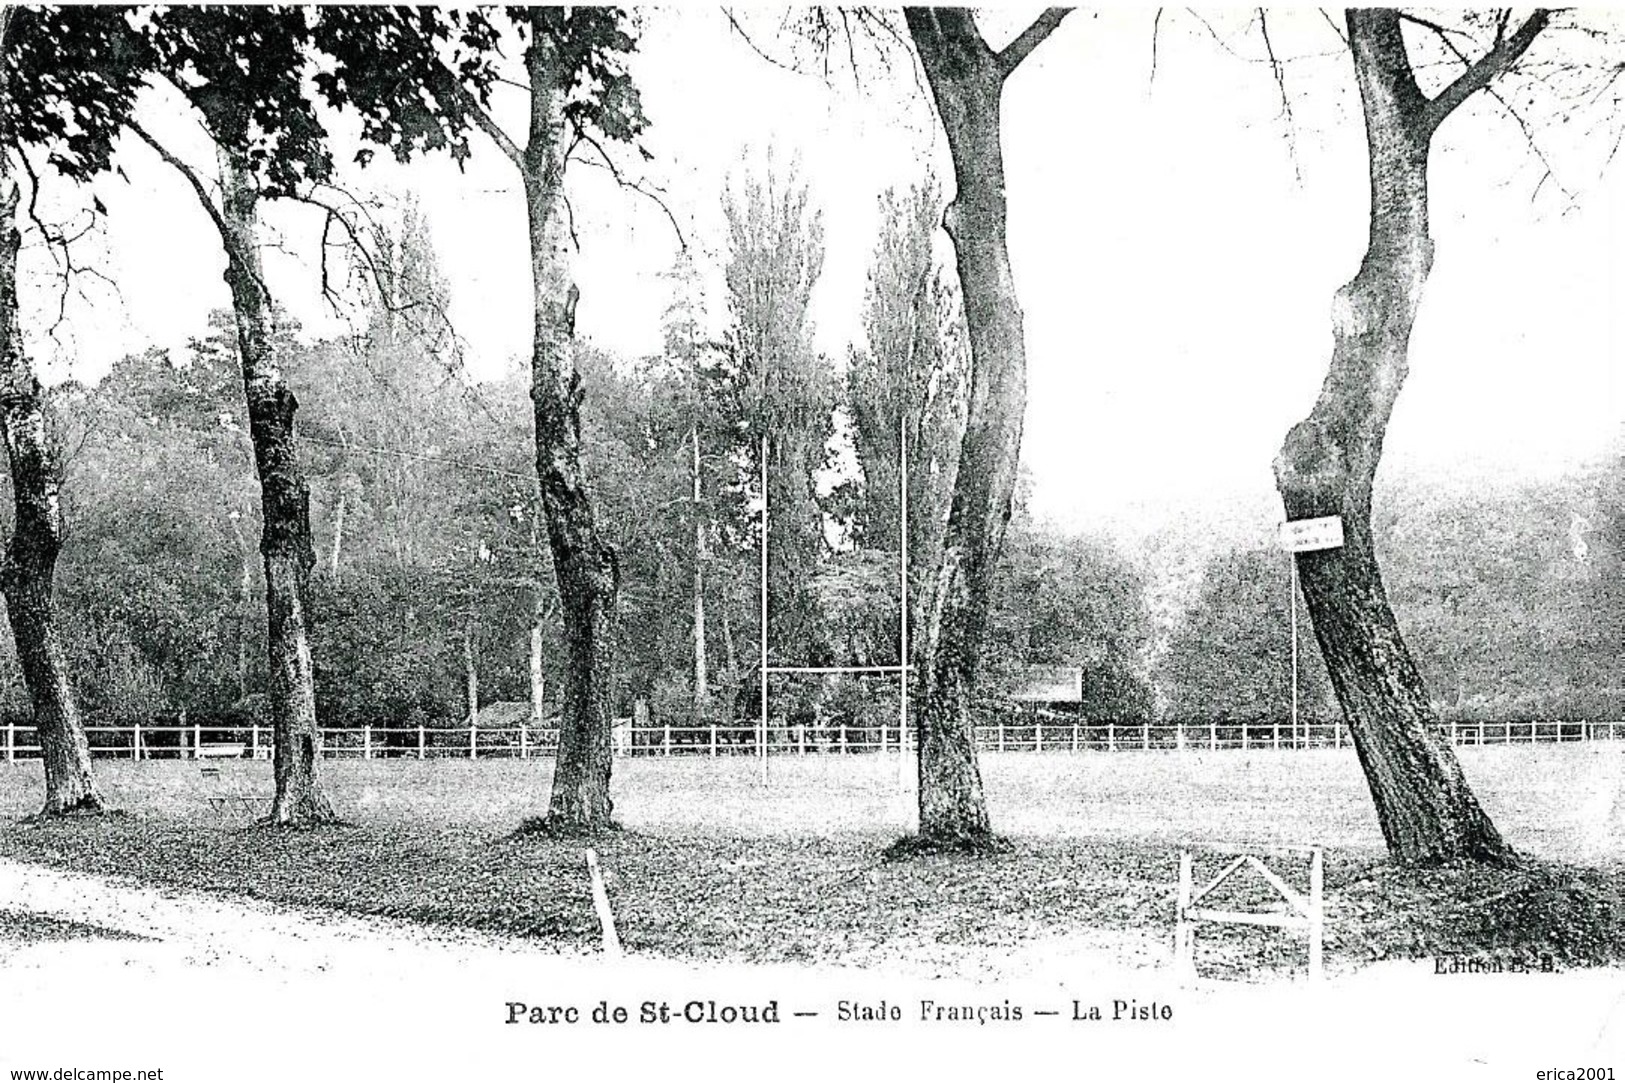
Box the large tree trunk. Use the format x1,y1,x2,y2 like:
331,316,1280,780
901,9,1067,849
1273,10,1517,866
522,24,619,832
228,509,254,699
218,151,336,826
0,179,105,817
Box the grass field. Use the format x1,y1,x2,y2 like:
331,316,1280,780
0,744,1620,978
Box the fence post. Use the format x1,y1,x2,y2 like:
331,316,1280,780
363,724,371,760
1308,848,1324,980
1176,725,1185,752
709,723,717,757
1174,851,1194,979
1142,722,1150,751
5,721,12,761
663,720,671,757
192,721,201,758
1272,720,1280,750
798,726,806,756
133,722,142,761
470,724,478,761
1035,722,1043,754
250,724,259,760
1209,720,1216,752
840,727,848,755
1071,722,1079,752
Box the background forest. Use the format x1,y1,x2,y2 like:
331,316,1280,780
2,178,1616,746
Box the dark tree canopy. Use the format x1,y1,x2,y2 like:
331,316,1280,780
313,8,648,169
2,7,146,177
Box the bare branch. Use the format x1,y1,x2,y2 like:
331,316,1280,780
1257,10,1304,187
1421,11,1553,134
1401,13,1572,205
837,8,861,92
1149,8,1163,95
721,9,805,78
288,183,475,380
572,129,686,250
283,188,391,313
1187,9,1247,60
1396,11,1478,47
127,119,230,241
14,151,119,339
1318,8,1348,47
441,76,526,174
560,191,581,252
997,7,1074,78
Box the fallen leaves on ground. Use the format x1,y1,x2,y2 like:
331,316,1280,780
0,818,1620,979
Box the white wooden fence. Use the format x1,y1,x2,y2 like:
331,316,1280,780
0,716,1617,761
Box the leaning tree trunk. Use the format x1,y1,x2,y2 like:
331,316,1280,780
218,152,336,825
522,35,619,832
1273,10,1522,866
902,8,1067,848
0,179,105,817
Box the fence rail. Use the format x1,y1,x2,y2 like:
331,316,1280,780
0,717,1618,762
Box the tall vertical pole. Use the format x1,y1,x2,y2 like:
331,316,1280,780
759,433,769,784
898,423,909,795
1308,847,1324,980
1290,554,1300,748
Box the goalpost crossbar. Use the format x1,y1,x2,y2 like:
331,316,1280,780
759,423,912,805
763,665,913,675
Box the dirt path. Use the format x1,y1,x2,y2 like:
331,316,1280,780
0,855,1617,1083
0,854,565,974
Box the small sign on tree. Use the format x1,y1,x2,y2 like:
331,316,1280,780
1279,515,1345,553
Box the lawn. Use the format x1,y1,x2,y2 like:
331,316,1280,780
0,744,1620,978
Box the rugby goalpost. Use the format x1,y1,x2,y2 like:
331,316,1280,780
757,424,913,801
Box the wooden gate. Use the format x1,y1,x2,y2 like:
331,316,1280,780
1175,844,1323,980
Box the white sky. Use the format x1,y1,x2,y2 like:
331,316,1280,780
17,7,1624,542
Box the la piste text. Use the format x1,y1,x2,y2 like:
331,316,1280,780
503,998,1174,1026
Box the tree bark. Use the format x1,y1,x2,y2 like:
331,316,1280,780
522,21,619,832
217,150,336,825
901,8,1067,849
0,178,106,817
228,509,254,699
1273,10,1533,866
